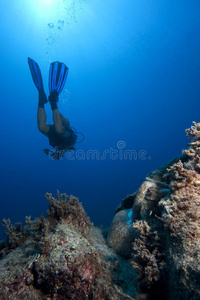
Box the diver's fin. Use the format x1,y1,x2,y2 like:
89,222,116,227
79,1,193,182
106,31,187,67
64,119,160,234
28,57,44,92
49,61,69,95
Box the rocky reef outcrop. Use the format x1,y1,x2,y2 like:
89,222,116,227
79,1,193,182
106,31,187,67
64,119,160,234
1,122,200,300
108,122,200,300
0,192,136,299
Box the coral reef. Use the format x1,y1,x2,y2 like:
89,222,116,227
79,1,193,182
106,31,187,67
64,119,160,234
0,192,136,299
2,122,200,300
108,122,200,300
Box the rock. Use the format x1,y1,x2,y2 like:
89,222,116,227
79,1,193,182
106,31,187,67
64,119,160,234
0,192,136,300
2,122,200,300
107,209,137,258
111,122,200,300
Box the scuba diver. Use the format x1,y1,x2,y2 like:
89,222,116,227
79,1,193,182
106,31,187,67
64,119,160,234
28,57,80,160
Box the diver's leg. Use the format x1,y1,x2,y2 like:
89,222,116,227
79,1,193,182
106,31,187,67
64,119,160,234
49,90,65,135
37,107,50,135
60,113,70,126
52,108,65,135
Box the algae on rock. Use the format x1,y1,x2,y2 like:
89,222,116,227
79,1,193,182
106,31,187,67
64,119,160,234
108,122,200,300
0,191,136,300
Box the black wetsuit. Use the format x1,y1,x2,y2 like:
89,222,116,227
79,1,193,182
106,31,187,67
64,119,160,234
47,125,77,151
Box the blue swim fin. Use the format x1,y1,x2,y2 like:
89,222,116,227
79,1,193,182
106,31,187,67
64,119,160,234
28,57,47,106
28,57,44,92
49,61,69,95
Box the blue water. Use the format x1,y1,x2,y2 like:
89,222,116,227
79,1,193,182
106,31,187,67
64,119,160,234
0,0,200,239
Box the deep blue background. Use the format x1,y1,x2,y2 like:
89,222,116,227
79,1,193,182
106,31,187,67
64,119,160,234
0,0,200,239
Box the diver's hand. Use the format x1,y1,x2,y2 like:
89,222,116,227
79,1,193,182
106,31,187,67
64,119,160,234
43,149,50,156
43,148,63,160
